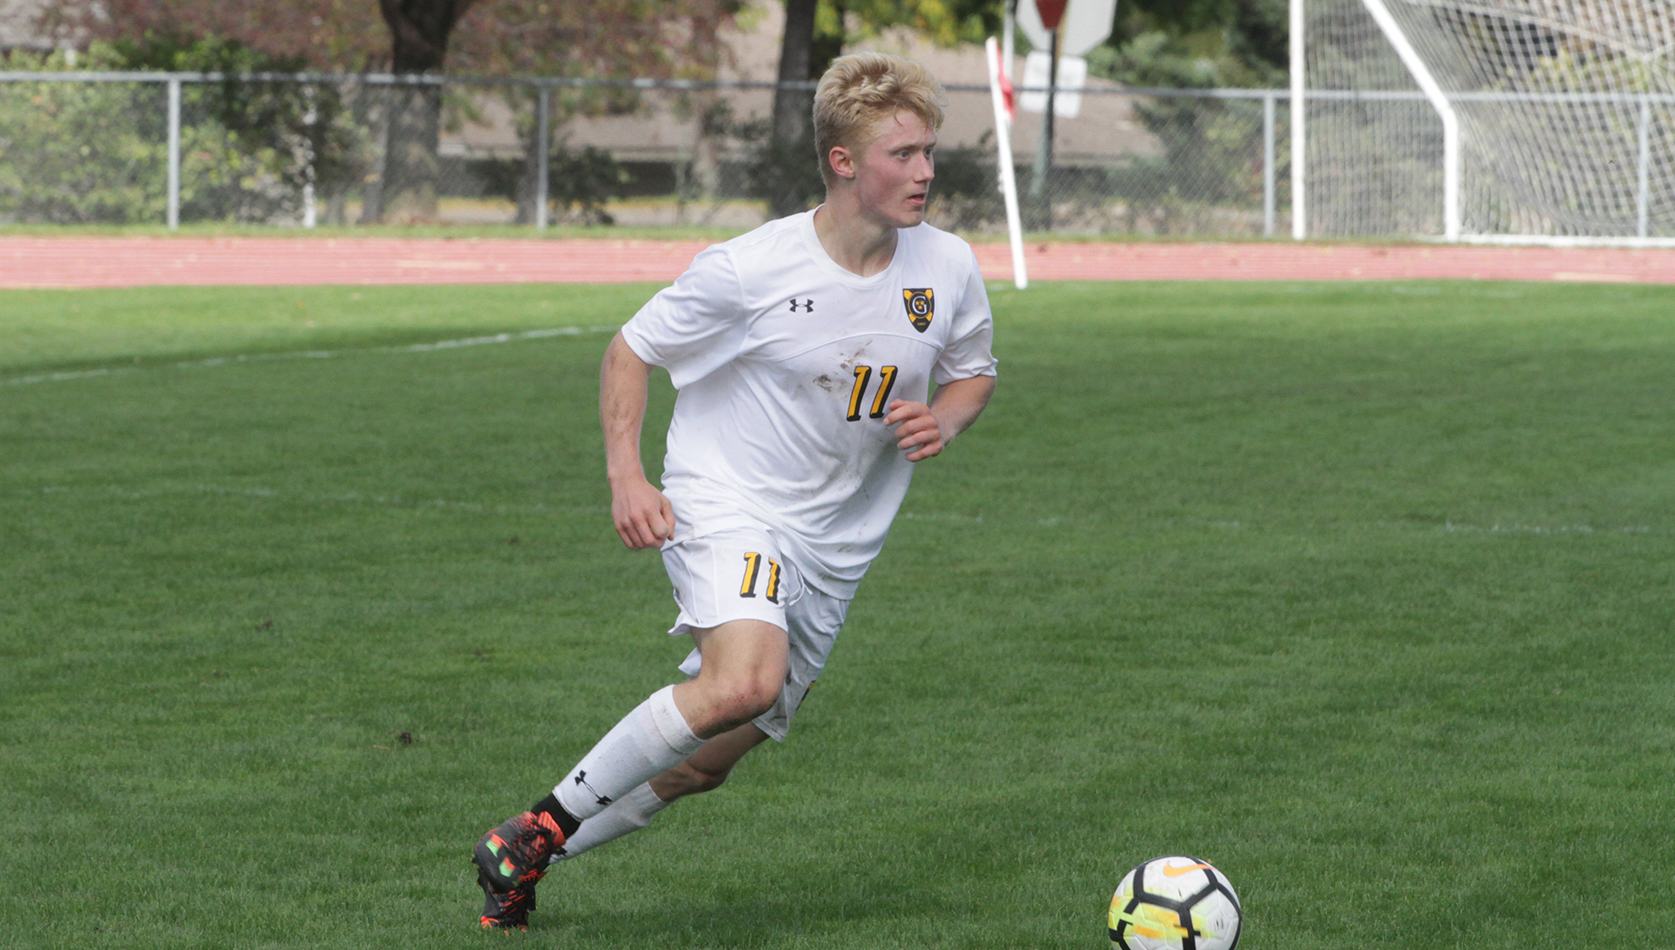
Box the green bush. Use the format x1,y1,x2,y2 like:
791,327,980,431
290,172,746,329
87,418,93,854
0,47,163,223
471,138,630,226
1083,36,1273,234
702,100,825,216
0,37,355,225
926,133,1004,232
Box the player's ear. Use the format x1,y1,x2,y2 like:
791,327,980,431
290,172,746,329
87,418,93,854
827,144,856,181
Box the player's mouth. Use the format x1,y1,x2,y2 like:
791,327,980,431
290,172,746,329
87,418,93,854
907,192,927,209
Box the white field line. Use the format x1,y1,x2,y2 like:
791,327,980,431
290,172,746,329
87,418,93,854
1440,520,1653,536
37,482,610,519
28,484,1664,537
905,512,1660,534
3,325,617,388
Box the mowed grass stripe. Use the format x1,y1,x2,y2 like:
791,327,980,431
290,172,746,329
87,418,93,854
2,325,618,388
0,283,661,374
3,281,1674,949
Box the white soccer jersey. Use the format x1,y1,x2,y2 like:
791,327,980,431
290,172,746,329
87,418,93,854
620,208,997,597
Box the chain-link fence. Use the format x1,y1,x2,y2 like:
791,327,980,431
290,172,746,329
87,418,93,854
0,71,1297,237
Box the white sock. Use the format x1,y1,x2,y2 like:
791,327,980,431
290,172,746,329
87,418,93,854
554,684,701,823
549,782,669,863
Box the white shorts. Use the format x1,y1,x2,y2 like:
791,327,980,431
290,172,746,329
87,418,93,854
660,526,850,742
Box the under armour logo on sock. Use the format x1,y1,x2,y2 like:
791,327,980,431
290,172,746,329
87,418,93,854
788,298,814,313
572,770,613,807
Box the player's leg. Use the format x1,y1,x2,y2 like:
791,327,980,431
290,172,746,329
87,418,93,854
478,723,771,929
551,618,784,824
671,619,789,737
472,526,795,921
547,587,850,864
600,583,849,825
477,584,842,928
654,720,773,800
546,722,771,866
473,620,787,896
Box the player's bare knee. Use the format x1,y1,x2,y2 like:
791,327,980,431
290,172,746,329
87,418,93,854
711,685,777,729
704,668,780,723
676,760,731,794
657,762,704,798
739,674,782,720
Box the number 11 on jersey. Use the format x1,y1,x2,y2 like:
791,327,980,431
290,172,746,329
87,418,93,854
846,365,898,422
740,552,781,603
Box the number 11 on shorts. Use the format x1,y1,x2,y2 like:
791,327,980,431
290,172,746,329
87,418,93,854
740,552,782,603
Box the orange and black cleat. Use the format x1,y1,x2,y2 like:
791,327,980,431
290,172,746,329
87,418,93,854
478,866,544,930
472,810,565,895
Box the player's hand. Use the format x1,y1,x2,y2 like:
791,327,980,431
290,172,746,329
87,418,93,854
883,399,945,462
610,476,675,549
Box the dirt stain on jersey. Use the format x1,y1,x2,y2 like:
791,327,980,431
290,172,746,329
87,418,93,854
836,343,872,374
813,373,840,392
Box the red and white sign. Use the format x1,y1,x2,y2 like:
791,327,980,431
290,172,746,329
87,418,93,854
1016,0,1117,57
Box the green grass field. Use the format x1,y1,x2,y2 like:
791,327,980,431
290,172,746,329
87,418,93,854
4,278,1674,949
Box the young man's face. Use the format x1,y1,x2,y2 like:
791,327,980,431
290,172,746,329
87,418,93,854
847,109,937,229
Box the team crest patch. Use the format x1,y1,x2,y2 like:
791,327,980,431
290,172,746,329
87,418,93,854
902,288,934,332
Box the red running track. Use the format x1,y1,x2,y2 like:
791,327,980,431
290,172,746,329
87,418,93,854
5,236,1675,288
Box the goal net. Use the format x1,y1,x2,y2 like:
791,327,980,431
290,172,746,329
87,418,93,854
1305,0,1675,242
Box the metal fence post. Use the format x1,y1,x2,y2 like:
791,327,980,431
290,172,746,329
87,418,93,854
166,76,181,229
1290,0,1306,240
1638,95,1651,239
1263,91,1277,238
302,83,318,228
535,84,551,230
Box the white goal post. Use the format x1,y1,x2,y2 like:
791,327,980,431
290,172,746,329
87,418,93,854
1293,0,1459,240
1291,0,1307,240
1292,0,1675,246
1358,0,1460,241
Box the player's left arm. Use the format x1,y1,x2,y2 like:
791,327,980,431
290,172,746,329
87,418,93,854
883,373,996,463
889,243,997,463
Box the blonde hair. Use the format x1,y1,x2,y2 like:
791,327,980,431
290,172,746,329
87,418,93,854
813,52,946,187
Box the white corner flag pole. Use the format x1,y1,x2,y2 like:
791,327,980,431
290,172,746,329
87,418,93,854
986,36,1029,289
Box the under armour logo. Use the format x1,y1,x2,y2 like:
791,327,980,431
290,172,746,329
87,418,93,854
788,298,814,313
572,770,612,807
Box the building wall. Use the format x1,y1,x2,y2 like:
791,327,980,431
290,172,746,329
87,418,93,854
441,2,1158,172
0,0,54,55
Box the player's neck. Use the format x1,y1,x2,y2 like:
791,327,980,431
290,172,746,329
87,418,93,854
811,201,898,278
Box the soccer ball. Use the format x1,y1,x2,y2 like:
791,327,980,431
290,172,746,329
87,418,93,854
1108,856,1243,950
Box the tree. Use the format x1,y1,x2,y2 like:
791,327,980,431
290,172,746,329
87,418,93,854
36,0,388,70
1098,0,1288,87
766,0,820,219
362,0,745,222
0,38,360,224
38,0,742,222
1080,0,1288,235
361,0,479,221
449,0,743,223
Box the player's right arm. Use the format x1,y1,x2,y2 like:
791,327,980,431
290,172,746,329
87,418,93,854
600,331,675,550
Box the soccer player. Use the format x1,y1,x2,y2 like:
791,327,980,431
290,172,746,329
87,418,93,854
472,51,997,930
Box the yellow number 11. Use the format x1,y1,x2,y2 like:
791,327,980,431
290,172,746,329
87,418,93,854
845,364,898,422
740,552,782,604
